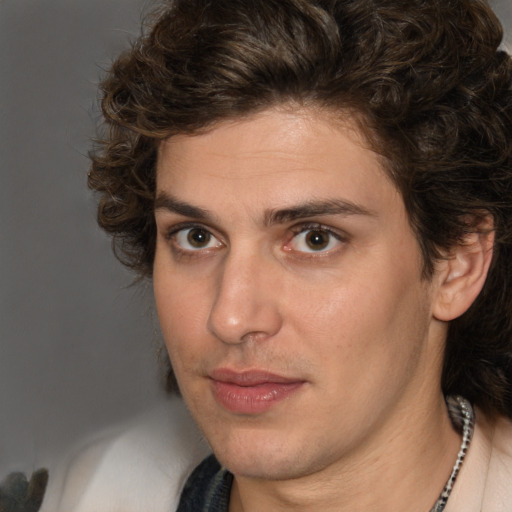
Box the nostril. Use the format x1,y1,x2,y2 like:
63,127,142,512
240,330,273,344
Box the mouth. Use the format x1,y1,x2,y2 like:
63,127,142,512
209,368,305,415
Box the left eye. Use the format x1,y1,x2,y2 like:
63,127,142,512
289,227,341,253
173,227,223,251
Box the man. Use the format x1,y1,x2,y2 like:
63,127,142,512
63,0,512,510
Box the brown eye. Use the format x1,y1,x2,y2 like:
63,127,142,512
289,226,342,254
187,228,211,248
305,230,330,250
173,226,223,251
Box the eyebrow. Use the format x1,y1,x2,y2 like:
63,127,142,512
264,199,375,225
154,192,375,225
154,193,210,220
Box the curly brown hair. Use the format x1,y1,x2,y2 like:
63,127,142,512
89,0,512,417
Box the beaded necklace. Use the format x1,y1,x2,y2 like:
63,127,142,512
430,396,475,512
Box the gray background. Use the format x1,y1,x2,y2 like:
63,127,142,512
1,0,511,477
0,0,164,476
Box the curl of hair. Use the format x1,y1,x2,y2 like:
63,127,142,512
89,0,512,416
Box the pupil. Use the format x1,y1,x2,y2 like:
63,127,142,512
188,228,210,247
306,230,329,250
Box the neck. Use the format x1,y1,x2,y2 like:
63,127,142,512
229,392,461,512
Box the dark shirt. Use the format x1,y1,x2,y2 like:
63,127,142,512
176,455,232,512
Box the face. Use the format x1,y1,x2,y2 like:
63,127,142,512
153,108,445,481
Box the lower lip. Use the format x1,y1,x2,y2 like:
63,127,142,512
210,380,304,414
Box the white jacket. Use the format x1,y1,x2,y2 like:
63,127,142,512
41,397,210,512
446,408,512,511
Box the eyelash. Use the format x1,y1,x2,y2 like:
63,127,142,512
286,223,346,255
164,222,223,251
162,222,346,258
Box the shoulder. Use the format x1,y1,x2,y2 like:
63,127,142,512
447,408,512,512
41,397,210,512
483,412,512,510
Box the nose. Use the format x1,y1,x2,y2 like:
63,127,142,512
207,250,283,345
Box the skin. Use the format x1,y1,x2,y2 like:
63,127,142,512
153,107,465,511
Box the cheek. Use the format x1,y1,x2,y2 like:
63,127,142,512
293,263,431,373
153,270,211,365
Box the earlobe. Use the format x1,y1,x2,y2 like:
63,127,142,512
433,221,494,322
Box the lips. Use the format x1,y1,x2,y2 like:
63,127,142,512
209,368,305,414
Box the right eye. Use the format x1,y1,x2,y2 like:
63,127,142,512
172,226,223,251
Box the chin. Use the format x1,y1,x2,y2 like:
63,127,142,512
207,429,323,481
220,452,302,481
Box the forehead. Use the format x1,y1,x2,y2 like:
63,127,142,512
156,108,399,213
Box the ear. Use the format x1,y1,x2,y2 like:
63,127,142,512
433,217,494,322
